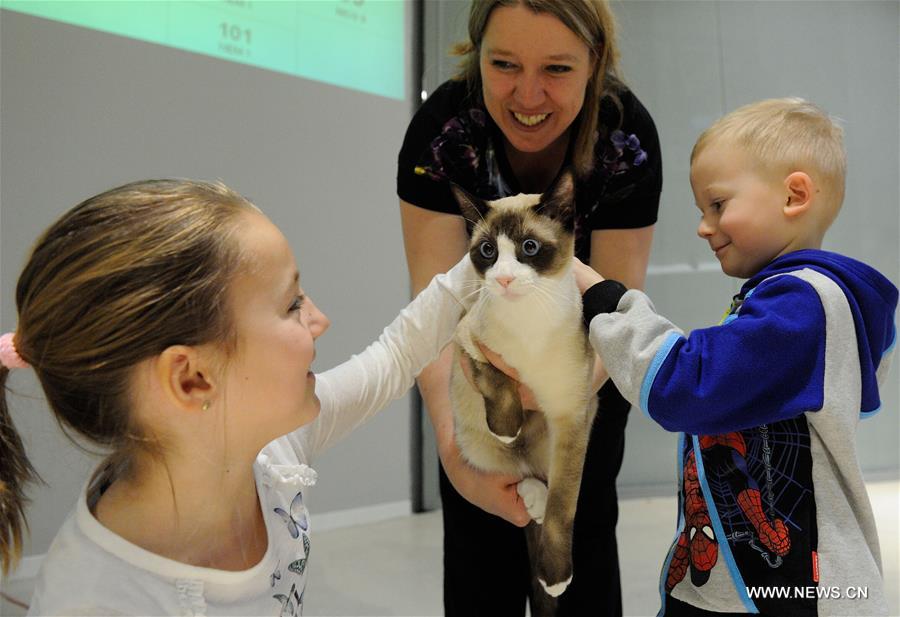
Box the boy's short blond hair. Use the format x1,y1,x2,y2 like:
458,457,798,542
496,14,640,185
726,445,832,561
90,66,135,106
692,98,846,225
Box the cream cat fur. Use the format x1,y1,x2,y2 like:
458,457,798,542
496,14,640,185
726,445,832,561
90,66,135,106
449,171,597,604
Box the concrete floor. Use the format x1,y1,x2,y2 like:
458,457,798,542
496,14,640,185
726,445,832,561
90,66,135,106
2,480,897,616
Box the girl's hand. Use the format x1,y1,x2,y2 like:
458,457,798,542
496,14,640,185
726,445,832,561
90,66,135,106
573,256,604,294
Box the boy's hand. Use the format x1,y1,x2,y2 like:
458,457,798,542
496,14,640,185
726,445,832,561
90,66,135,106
573,257,604,294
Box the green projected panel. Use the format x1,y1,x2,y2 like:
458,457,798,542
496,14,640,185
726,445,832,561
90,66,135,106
2,0,405,100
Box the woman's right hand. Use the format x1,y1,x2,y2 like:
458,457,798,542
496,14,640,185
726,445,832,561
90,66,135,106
438,439,531,527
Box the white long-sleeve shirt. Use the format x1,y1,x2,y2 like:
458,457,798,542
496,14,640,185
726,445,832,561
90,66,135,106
27,257,475,617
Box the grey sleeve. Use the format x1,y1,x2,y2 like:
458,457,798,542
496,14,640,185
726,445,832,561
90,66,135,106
588,289,684,412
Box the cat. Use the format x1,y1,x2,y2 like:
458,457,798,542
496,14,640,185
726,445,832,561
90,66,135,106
449,169,598,605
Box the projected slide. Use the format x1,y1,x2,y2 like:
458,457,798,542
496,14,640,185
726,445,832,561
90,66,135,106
2,0,405,100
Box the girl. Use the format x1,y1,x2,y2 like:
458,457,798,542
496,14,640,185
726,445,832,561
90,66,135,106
0,179,474,615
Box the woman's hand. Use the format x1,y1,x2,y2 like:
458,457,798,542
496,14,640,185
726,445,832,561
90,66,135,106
573,256,604,294
438,439,531,527
459,343,539,411
463,341,609,410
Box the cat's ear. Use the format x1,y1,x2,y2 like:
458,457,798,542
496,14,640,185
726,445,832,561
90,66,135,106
535,168,576,228
450,182,489,225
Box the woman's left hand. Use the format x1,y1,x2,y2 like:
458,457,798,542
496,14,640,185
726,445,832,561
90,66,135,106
476,343,540,410
466,343,610,407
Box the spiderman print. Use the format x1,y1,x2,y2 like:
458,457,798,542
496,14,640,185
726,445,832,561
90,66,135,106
666,417,818,616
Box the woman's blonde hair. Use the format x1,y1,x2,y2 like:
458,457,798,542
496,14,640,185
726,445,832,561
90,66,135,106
452,0,624,178
0,179,255,575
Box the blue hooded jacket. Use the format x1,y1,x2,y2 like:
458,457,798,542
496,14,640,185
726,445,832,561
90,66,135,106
641,250,897,434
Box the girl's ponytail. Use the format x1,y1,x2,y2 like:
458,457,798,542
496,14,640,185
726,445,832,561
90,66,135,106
0,364,39,576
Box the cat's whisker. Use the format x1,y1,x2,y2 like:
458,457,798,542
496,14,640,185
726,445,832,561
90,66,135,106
532,280,579,309
532,292,554,323
529,286,559,323
461,216,482,229
451,286,487,310
525,280,564,307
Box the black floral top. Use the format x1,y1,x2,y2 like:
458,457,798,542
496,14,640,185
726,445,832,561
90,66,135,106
397,79,662,262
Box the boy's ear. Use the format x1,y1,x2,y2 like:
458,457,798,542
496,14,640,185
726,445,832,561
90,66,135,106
156,345,215,412
783,171,815,218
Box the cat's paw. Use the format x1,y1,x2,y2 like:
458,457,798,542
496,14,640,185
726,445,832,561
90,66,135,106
517,478,547,524
539,575,572,598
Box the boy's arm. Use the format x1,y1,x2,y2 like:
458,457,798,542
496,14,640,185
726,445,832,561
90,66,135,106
584,274,828,435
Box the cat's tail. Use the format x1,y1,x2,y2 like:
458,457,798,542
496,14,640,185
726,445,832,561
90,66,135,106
524,522,559,615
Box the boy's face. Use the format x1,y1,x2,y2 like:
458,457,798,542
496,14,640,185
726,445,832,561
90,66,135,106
690,143,794,279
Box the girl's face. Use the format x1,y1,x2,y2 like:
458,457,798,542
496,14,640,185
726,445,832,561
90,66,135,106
479,4,593,156
221,212,330,448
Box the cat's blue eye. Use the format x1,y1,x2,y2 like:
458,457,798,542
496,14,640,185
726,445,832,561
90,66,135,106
522,239,541,256
479,241,496,259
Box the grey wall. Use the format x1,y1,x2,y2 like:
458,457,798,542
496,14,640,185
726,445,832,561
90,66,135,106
420,0,899,499
1,5,415,560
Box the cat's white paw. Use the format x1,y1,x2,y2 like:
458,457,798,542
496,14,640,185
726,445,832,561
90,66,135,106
517,478,547,524
489,428,520,444
539,575,572,598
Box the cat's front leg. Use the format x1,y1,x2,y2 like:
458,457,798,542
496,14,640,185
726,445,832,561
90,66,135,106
464,354,525,443
517,478,548,524
534,409,593,597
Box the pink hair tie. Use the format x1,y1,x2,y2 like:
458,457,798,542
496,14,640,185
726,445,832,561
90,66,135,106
0,332,29,369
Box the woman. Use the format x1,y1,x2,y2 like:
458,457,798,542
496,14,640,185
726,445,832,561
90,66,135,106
397,1,662,615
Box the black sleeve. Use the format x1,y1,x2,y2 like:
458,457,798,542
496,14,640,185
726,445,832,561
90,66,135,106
586,89,663,230
396,81,464,215
582,280,628,326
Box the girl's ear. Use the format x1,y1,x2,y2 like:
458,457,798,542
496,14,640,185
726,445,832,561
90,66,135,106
156,345,215,412
783,171,815,218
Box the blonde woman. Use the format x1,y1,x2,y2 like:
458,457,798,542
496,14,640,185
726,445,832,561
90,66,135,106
397,1,662,614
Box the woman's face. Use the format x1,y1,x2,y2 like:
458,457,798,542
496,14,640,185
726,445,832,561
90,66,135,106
479,4,593,156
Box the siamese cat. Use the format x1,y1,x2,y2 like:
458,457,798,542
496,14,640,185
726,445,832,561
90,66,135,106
449,170,597,605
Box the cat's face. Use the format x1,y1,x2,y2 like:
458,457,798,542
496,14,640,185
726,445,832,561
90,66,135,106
453,171,575,300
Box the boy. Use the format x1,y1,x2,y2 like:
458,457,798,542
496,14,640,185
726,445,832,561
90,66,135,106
578,98,897,616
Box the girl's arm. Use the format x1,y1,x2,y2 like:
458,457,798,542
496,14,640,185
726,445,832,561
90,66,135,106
291,253,477,458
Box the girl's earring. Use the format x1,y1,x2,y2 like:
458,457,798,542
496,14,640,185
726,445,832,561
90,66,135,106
202,400,211,411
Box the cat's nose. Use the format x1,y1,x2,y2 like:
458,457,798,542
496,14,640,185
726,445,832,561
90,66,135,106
496,275,515,288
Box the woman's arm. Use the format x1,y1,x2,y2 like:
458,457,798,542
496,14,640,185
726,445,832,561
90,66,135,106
399,199,530,527
585,225,655,386
590,225,654,291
